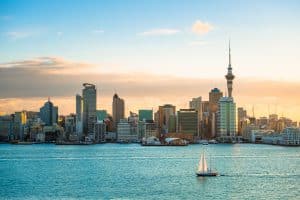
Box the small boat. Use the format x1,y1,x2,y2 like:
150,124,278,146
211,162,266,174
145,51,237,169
196,151,218,177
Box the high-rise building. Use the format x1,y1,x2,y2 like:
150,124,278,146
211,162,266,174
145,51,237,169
225,41,235,98
112,93,125,131
82,83,97,135
76,94,83,134
128,111,139,139
238,107,248,135
209,88,223,112
65,114,76,139
40,98,58,126
52,106,58,125
0,115,12,142
94,122,106,143
157,104,176,134
177,109,199,137
189,97,202,121
138,109,153,121
217,97,236,137
209,88,223,138
14,111,27,140
189,97,202,138
201,101,210,137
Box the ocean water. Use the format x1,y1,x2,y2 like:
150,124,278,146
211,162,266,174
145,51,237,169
0,143,299,200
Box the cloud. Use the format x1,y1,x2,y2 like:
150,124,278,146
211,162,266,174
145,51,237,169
0,57,97,75
138,29,181,36
191,20,213,35
5,31,33,40
1,57,300,120
92,29,104,34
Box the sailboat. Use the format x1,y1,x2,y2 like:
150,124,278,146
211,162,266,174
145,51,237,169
196,151,218,177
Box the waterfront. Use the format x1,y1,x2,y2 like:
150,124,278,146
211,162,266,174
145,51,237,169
0,144,299,200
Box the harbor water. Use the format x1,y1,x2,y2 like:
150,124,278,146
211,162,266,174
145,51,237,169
0,143,299,199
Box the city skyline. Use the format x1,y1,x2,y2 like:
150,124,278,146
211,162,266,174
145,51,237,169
1,0,300,120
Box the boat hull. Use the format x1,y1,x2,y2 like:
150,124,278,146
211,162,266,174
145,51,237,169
196,172,218,177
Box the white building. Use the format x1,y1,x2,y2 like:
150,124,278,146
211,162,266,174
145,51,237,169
117,119,138,142
280,127,300,146
217,97,236,137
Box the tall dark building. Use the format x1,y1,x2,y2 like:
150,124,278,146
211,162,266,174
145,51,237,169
112,93,125,131
82,83,97,135
40,98,58,126
225,41,235,98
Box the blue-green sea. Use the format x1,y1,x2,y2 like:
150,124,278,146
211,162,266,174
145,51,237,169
0,143,299,199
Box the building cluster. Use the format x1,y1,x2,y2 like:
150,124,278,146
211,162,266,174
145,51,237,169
237,109,299,145
0,42,299,146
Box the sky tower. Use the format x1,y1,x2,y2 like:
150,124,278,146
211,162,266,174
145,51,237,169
225,40,235,98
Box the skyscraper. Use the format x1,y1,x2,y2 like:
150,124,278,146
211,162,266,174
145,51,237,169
238,107,248,135
217,97,236,137
40,98,58,126
225,41,235,98
157,104,176,134
112,93,125,131
209,88,223,112
177,109,199,137
209,88,223,138
76,94,83,134
189,97,202,121
82,83,97,135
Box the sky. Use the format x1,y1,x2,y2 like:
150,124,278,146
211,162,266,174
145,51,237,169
0,0,300,120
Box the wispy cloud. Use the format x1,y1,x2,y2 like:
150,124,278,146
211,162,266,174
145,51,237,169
92,29,104,34
0,57,97,75
191,20,213,35
138,29,181,36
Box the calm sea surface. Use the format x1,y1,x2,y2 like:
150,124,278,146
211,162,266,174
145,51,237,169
0,143,299,200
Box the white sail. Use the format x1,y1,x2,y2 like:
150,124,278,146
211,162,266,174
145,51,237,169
198,152,208,173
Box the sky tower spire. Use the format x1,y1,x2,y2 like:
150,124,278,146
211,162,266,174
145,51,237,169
225,40,235,98
229,39,231,68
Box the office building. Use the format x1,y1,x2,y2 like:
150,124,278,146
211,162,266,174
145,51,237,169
138,120,157,139
217,97,236,137
40,98,58,126
177,109,199,137
238,107,248,135
117,119,137,142
112,93,125,131
76,94,83,134
157,104,176,134
94,122,106,143
82,83,97,135
209,88,223,138
128,112,139,139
